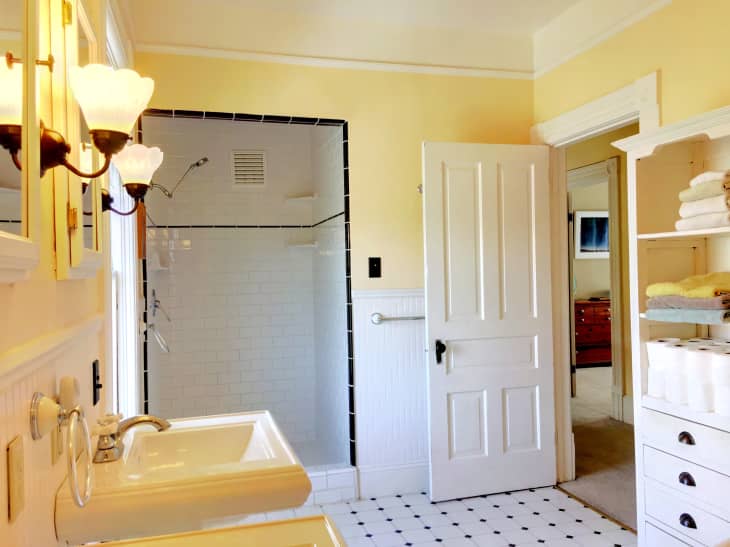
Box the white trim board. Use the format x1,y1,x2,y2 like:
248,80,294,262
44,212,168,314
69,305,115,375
531,72,659,147
135,44,534,80
357,462,428,498
0,314,104,389
351,288,424,299
567,161,610,190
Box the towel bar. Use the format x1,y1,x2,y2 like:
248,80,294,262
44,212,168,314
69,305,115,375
370,312,425,325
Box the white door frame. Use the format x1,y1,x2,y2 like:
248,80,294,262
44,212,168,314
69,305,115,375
531,72,659,482
567,158,623,422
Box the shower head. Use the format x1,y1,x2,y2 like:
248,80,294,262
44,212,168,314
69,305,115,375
154,156,210,199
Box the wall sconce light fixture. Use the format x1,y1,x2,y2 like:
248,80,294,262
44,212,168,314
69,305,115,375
102,144,164,216
0,61,154,189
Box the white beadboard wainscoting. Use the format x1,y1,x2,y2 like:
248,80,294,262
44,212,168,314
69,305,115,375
0,316,104,546
352,289,428,498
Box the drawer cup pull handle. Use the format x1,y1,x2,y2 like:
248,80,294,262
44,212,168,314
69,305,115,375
678,431,696,445
678,472,696,487
679,513,697,529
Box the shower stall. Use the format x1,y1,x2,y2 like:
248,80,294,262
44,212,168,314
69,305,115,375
141,112,351,469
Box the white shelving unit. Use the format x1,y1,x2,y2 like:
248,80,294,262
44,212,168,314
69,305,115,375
614,105,730,547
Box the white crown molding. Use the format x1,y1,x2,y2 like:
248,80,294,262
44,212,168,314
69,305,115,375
531,72,659,147
567,161,610,190
534,0,672,78
134,43,534,80
613,103,730,158
0,232,40,284
0,314,104,388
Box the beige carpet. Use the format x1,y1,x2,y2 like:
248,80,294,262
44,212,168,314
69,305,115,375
561,368,637,529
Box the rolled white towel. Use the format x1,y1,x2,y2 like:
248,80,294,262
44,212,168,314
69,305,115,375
675,212,730,231
690,170,730,187
679,194,730,218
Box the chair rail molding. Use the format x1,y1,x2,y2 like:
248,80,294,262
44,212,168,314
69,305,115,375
0,314,104,388
531,72,659,148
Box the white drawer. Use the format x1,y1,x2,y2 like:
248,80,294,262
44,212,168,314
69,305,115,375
645,480,730,546
641,408,730,474
643,446,730,519
646,522,691,547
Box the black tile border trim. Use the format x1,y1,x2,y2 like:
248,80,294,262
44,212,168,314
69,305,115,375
148,211,345,230
140,108,355,465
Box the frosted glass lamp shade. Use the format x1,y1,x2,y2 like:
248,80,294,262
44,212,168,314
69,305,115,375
0,62,22,126
69,64,154,135
112,144,163,187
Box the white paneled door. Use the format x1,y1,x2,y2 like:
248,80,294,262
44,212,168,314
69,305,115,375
422,143,556,501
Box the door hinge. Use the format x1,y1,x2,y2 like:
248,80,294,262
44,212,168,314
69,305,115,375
568,212,574,222
67,205,78,231
63,1,73,26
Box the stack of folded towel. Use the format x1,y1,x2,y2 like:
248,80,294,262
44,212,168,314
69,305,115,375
646,272,730,323
676,170,730,231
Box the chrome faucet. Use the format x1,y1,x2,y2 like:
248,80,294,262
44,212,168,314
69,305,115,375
93,414,171,463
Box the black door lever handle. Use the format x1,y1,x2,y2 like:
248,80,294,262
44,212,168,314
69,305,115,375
435,339,447,364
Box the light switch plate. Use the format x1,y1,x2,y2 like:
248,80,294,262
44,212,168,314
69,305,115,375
7,436,24,522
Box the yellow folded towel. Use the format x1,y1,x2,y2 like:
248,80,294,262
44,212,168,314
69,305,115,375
646,272,730,298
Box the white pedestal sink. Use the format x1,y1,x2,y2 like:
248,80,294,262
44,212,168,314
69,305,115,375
56,411,312,545
96,515,345,546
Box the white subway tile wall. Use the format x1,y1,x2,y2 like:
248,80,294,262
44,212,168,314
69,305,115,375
144,115,350,465
148,227,318,444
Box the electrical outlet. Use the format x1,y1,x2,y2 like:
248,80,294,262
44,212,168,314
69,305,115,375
7,436,24,523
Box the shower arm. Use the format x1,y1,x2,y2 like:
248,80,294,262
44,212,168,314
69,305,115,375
149,158,208,199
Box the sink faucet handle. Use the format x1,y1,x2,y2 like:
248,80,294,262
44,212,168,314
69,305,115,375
94,414,122,441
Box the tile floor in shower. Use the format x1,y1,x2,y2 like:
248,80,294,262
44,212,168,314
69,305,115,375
250,485,637,546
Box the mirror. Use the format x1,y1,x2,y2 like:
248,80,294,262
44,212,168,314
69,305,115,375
71,1,100,253
0,0,24,237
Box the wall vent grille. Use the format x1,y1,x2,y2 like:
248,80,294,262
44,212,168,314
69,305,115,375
231,150,266,185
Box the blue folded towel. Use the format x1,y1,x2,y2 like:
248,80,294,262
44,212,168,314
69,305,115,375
644,308,730,325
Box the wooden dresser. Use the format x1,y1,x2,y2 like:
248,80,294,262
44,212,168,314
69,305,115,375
574,299,611,366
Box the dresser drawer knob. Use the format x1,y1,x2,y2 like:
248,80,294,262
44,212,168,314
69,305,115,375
679,513,697,529
678,472,696,487
678,431,696,445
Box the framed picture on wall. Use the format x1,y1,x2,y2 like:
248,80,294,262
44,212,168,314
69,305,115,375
575,211,609,259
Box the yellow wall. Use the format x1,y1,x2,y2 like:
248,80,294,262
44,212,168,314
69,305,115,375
535,0,730,126
134,53,534,290
569,182,610,300
566,124,638,395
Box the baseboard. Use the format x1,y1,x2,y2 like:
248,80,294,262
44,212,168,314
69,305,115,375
622,395,634,425
357,462,429,498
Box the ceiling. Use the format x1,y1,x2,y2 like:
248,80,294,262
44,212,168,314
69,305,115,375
181,0,583,34
117,0,589,74
116,0,664,76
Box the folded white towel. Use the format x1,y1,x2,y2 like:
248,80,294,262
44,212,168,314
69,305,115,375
690,170,730,187
676,212,730,231
679,194,730,218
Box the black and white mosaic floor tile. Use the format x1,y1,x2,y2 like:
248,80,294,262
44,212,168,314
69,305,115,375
316,486,637,547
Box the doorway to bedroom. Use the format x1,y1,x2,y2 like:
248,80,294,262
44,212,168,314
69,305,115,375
561,123,638,529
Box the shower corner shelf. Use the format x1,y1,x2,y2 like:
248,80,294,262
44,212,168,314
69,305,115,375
287,241,318,249
285,194,318,203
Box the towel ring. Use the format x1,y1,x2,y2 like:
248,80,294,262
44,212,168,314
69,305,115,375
67,406,93,508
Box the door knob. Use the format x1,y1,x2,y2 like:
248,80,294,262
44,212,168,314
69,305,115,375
435,340,447,364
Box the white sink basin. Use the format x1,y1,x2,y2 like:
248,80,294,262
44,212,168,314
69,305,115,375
56,411,312,545
99,515,345,547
